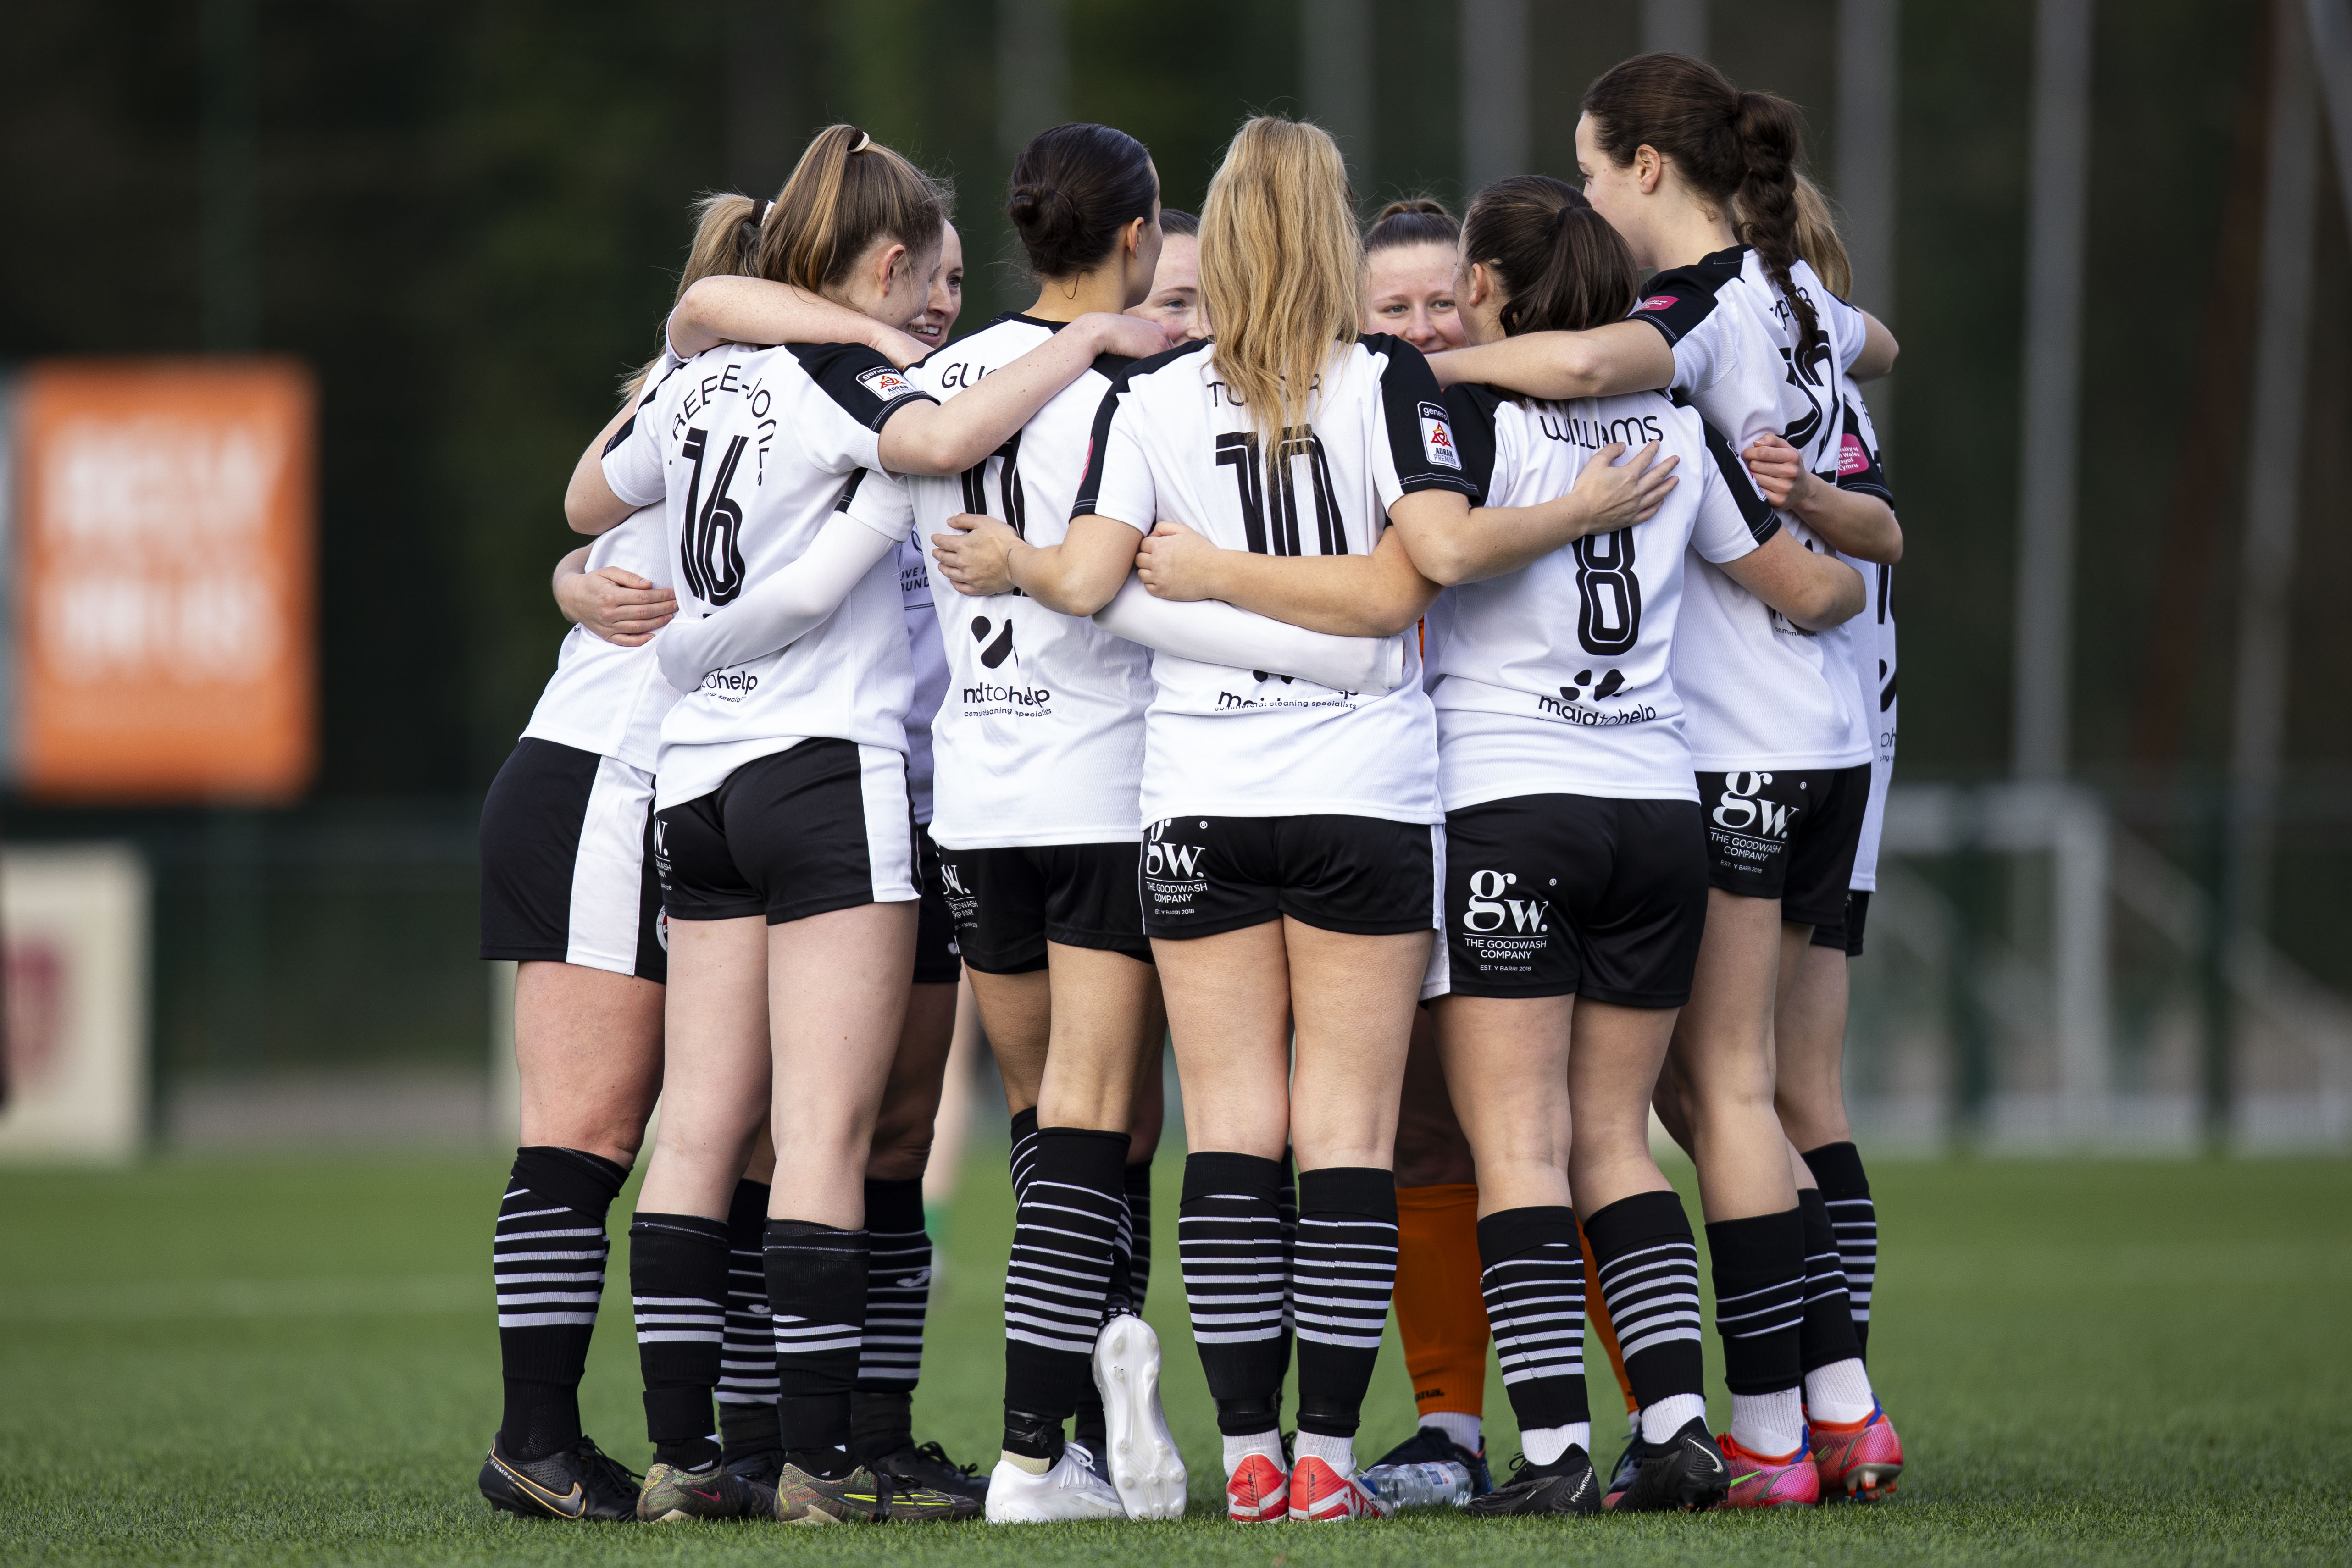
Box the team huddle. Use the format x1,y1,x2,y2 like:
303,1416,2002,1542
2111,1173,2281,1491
475,48,1903,1526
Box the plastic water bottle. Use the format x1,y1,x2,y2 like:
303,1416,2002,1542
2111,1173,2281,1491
1361,1459,1474,1509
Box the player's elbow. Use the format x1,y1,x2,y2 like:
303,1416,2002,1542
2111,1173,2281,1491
1809,564,1866,627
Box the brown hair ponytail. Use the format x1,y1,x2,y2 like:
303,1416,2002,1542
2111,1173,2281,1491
1582,52,1821,360
622,191,773,399
759,123,950,296
1460,177,1640,338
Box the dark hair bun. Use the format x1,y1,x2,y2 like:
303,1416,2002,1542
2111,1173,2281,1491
1008,123,1158,279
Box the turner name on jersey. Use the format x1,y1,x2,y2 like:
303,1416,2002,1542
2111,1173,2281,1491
1073,334,1475,826
601,339,932,809
1426,384,1774,807
847,314,1154,848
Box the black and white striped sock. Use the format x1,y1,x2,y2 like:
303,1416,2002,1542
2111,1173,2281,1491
1583,1190,1707,1441
629,1210,730,1468
1180,1151,1290,1435
1292,1166,1398,1440
1124,1160,1155,1311
494,1146,627,1462
1795,1188,1865,1371
1477,1205,1589,1435
764,1220,868,1477
716,1179,780,1465
1009,1107,1041,1202
1004,1128,1130,1455
1708,1207,1807,1455
1802,1141,1877,1355
858,1177,931,1395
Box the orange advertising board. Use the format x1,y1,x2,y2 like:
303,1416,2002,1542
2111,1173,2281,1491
12,360,316,801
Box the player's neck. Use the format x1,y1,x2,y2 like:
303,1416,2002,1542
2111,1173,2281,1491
1638,198,1741,275
1026,268,1129,325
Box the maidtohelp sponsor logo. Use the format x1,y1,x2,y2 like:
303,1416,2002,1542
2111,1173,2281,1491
855,365,916,401
1418,401,1463,470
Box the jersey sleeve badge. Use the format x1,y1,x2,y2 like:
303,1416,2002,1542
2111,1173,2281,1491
1419,401,1463,471
855,364,916,401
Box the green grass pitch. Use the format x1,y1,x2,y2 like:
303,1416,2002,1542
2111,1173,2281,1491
3,1150,2347,1565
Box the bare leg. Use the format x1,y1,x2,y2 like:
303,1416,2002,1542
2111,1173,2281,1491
637,916,774,1220
1566,999,1683,1217
1773,942,1854,1151
1665,892,1800,1224
767,902,919,1228
1035,944,1159,1132
968,967,1051,1116
1126,979,1169,1162
513,959,665,1166
1431,994,1570,1213
1284,921,1429,1171
922,978,986,1207
1396,1006,1478,1188
870,981,960,1182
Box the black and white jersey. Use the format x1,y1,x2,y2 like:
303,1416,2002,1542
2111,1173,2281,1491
899,535,948,827
847,315,1153,848
521,506,682,774
1631,247,1872,770
1826,388,1897,892
601,340,934,810
1425,385,1776,809
1071,333,1476,826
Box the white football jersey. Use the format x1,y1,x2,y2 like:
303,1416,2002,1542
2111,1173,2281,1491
1825,387,1897,890
602,340,934,809
1427,386,1777,809
1072,334,1476,826
1632,247,1872,770
848,316,1154,848
899,534,948,827
521,506,682,774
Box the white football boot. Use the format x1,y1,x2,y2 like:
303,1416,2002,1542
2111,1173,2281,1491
983,1441,1126,1523
1093,1313,1187,1518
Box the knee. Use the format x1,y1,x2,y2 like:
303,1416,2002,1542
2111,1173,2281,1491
865,1135,930,1183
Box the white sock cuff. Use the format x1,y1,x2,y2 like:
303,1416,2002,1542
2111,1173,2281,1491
1220,1429,1284,1479
1294,1429,1356,1476
1639,1392,1709,1444
1422,1410,1482,1453
1804,1357,1876,1424
1520,1422,1591,1467
1728,1388,1805,1458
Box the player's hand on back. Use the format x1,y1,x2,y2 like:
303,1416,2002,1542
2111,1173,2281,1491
933,514,1021,596
1574,439,1680,532
1740,432,1817,510
560,567,677,646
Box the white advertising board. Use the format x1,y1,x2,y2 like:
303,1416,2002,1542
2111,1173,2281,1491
0,842,149,1161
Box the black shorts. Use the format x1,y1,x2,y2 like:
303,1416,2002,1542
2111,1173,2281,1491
1141,814,1441,941
655,739,917,924
1694,765,1871,928
1809,889,1872,957
1427,794,1707,1007
913,828,963,985
932,841,1151,974
480,738,666,982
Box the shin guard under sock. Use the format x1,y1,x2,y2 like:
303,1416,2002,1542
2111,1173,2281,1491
1801,1141,1878,1356
1477,1205,1588,1435
629,1210,730,1468
764,1220,868,1476
1705,1208,1805,1400
716,1179,780,1463
1582,1191,1706,1413
1179,1152,1289,1435
1004,1127,1130,1442
496,1146,627,1461
1292,1167,1398,1439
